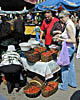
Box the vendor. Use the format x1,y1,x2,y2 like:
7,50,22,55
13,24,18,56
40,10,63,50
0,45,25,93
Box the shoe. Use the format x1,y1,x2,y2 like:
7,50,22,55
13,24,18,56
15,87,21,92
0,76,3,84
68,84,77,88
58,83,68,91
7,82,14,93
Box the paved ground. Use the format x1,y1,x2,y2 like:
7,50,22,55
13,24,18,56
0,53,80,100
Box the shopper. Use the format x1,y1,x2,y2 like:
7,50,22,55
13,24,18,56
55,10,77,90
0,45,24,93
14,14,25,43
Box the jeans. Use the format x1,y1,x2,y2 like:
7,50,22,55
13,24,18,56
0,94,7,100
35,32,40,41
35,32,43,46
59,46,77,90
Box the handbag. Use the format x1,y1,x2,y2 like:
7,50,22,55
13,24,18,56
57,41,70,66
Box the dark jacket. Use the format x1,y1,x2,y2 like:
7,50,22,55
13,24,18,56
14,17,25,33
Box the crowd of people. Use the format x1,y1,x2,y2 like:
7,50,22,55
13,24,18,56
0,10,79,45
0,10,80,97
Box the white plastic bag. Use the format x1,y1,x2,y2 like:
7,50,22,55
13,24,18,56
76,44,80,59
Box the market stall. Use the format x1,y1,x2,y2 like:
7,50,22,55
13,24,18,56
19,43,61,97
21,58,61,80
0,41,61,96
19,41,61,80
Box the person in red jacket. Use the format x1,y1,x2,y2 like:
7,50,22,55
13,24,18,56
40,10,62,50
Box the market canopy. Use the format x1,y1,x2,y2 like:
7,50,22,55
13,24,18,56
35,0,80,11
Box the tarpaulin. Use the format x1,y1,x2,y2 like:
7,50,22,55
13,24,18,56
35,0,80,11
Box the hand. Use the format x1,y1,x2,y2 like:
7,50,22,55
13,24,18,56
53,37,64,42
57,37,64,41
53,30,62,34
58,31,62,34
53,37,59,42
56,34,62,38
55,34,60,38
40,39,43,43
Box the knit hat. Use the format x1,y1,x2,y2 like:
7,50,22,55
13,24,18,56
59,10,70,18
7,45,16,52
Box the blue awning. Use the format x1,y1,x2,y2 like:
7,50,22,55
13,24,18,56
35,0,80,11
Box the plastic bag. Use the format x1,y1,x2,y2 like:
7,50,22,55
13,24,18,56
76,44,80,59
57,41,70,66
